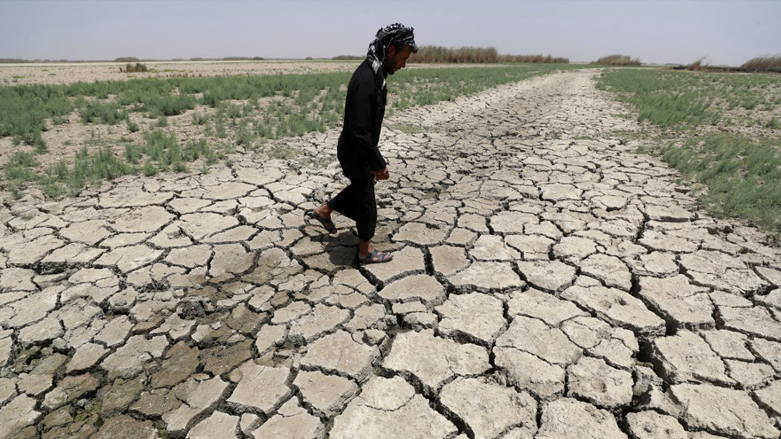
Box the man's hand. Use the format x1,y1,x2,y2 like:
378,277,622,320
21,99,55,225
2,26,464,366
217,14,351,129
374,167,390,181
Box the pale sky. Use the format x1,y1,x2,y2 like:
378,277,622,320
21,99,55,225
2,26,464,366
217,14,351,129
1,0,779,66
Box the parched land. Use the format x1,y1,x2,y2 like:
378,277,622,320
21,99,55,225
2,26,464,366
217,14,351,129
0,61,360,86
0,66,780,439
0,60,500,86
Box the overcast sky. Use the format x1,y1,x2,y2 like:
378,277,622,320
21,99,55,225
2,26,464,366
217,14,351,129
1,0,779,66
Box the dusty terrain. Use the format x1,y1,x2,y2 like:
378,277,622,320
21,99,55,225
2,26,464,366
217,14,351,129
0,60,484,86
0,70,780,439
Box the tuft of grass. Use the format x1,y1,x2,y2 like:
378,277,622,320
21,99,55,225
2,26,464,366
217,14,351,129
4,151,39,183
126,119,140,132
156,115,168,127
191,112,209,125
183,138,218,164
124,143,144,165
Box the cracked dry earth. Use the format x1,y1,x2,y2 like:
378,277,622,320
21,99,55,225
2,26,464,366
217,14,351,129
1,69,781,439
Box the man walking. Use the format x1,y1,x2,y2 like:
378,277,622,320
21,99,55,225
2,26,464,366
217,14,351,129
307,23,417,265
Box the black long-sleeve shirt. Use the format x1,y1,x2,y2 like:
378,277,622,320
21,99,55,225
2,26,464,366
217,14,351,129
337,59,387,180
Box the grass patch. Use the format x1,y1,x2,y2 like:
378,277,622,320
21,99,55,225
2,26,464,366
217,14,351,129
6,144,135,198
661,133,781,233
79,100,126,125
595,69,781,129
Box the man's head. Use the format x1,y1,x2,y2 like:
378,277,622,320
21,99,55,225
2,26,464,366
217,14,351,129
375,23,417,75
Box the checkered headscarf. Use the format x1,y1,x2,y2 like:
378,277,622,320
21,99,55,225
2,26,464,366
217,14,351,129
366,23,417,90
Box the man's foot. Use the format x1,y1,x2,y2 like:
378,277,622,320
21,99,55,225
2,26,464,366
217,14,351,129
356,249,393,265
305,209,337,234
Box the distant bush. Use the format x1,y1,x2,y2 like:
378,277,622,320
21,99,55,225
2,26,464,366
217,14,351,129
121,63,148,73
222,57,263,61
332,55,363,60
593,54,641,66
741,55,781,73
115,57,140,62
685,57,710,71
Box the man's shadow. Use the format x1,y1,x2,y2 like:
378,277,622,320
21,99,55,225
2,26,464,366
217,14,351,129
318,230,360,267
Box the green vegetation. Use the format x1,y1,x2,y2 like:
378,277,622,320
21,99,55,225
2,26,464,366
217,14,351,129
597,69,781,129
0,84,71,147
598,68,781,236
79,100,127,125
662,134,781,232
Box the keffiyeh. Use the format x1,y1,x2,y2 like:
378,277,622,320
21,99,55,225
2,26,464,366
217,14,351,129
366,23,417,90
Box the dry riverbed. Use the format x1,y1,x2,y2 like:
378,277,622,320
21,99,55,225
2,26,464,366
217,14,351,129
0,70,780,439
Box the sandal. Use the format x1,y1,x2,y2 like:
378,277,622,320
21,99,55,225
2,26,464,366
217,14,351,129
305,210,337,234
356,249,393,266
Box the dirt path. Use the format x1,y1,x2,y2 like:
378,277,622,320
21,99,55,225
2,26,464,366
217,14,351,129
1,70,780,439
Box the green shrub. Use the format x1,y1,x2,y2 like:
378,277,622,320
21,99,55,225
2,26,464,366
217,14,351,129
124,143,144,164
145,93,196,117
126,119,139,132
192,112,209,125
143,160,157,176
4,151,39,183
183,138,218,164
0,85,68,147
79,101,126,125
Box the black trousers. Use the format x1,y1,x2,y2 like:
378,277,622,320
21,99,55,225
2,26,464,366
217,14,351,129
327,178,376,241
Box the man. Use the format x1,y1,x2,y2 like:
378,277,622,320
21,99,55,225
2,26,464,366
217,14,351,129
307,23,417,265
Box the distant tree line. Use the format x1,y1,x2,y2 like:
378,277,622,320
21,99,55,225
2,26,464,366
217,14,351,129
409,46,568,64
332,46,568,64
